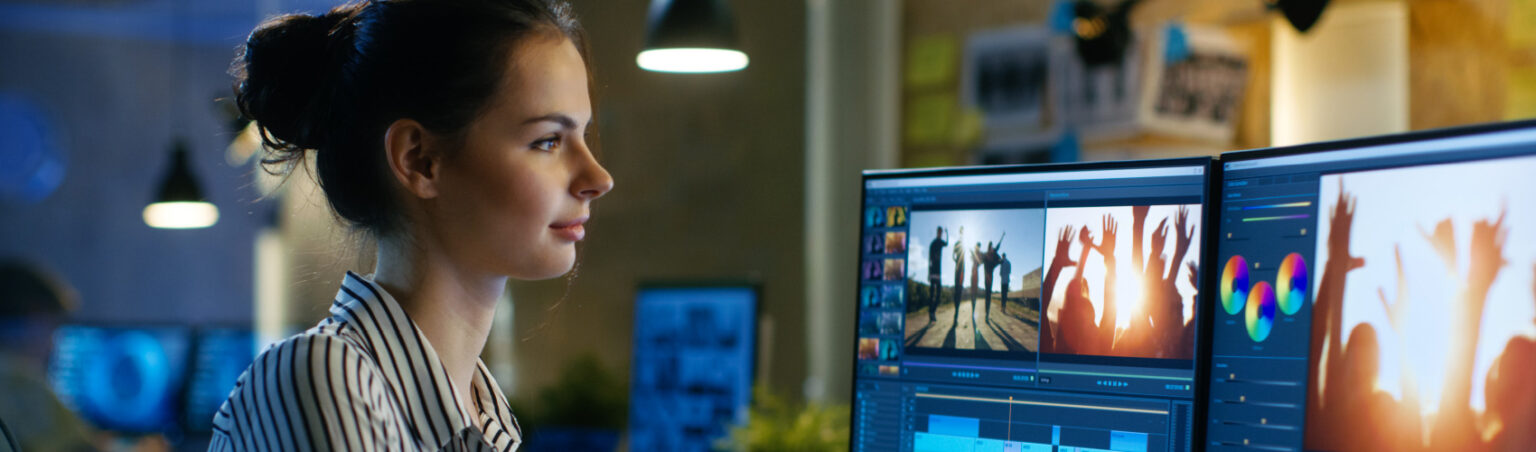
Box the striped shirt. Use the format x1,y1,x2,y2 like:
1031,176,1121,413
210,272,521,451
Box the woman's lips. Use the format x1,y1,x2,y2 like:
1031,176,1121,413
550,217,587,242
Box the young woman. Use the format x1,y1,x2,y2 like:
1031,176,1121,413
212,0,612,450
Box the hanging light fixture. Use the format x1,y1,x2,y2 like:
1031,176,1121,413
637,0,749,73
144,0,217,230
144,139,218,229
1267,0,1331,34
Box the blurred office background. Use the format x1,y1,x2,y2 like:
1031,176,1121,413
0,0,1532,450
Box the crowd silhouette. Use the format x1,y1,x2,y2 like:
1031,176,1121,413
1041,205,1199,359
1305,180,1535,451
922,225,1013,328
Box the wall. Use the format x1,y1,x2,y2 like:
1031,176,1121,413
504,0,810,400
0,28,266,326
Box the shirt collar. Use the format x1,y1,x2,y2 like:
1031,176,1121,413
328,271,521,450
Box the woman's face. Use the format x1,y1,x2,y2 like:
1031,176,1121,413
429,34,613,280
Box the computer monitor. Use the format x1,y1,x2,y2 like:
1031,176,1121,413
628,284,758,452
1205,121,1536,451
852,159,1213,452
183,327,257,433
47,325,190,433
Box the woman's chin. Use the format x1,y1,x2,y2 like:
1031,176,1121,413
510,252,577,280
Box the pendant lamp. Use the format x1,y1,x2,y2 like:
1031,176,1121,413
637,0,749,73
143,139,218,229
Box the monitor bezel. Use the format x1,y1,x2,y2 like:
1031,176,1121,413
1219,119,1536,164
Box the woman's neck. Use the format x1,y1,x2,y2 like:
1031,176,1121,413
372,236,505,415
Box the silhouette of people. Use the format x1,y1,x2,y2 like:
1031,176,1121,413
970,242,983,325
1089,215,1119,355
927,226,948,322
1305,179,1528,452
1000,253,1012,313
980,234,1005,324
1042,227,1077,353
952,227,966,325
1056,226,1098,355
1042,206,1197,359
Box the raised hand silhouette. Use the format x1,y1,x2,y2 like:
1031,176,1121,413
1168,206,1195,281
1377,245,1411,333
1309,179,1365,435
1097,214,1118,259
1420,218,1457,276
1185,261,1198,293
1327,178,1366,273
1432,206,1512,447
1132,205,1150,274
1371,243,1425,451
1467,205,1509,300
1052,226,1078,272
1096,215,1120,354
1150,217,1169,261
1059,225,1098,355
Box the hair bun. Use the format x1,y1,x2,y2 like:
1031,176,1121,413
235,7,356,151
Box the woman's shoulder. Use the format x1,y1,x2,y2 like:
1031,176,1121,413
243,323,383,388
212,326,397,433
217,325,389,413
211,325,412,448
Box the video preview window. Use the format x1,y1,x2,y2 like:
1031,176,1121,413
1042,205,1201,361
903,208,1044,357
1304,156,1536,451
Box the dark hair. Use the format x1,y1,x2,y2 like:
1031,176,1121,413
234,0,588,237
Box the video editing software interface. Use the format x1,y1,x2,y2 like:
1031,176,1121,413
1206,125,1536,451
853,160,1211,452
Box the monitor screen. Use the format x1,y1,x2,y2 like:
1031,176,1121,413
183,328,257,433
852,159,1212,452
47,325,190,433
1206,122,1536,451
628,285,758,452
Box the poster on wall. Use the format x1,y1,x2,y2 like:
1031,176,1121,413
1139,24,1248,143
1051,31,1142,140
961,26,1052,133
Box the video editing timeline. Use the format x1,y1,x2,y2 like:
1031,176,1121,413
1206,123,1536,452
853,160,1209,452
908,383,1191,452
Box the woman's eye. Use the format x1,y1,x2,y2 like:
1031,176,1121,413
532,136,560,152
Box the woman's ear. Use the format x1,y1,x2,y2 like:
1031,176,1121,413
383,118,441,200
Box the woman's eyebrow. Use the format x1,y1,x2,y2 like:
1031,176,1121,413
521,113,578,129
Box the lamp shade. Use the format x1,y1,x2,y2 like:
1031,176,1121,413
637,0,749,73
143,139,218,229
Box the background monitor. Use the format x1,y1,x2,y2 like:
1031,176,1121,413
47,324,190,433
182,327,256,433
852,159,1213,452
1205,120,1536,451
628,284,758,452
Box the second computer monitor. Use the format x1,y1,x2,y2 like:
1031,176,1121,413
1207,122,1536,451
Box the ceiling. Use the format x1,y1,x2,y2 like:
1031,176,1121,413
0,0,344,46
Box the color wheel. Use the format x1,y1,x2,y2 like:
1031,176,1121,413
1245,281,1276,342
1276,252,1308,315
1221,255,1248,315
